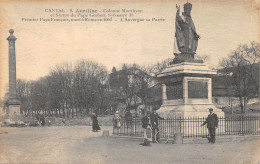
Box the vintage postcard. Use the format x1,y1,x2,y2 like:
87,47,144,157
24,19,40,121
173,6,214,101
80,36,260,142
0,0,260,163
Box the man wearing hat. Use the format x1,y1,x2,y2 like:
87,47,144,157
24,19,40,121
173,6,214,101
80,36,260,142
150,108,164,142
201,108,218,143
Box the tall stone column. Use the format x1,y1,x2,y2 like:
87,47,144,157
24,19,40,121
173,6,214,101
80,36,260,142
6,29,20,119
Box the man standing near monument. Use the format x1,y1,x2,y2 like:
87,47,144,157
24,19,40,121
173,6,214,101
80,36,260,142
201,108,218,143
150,108,164,142
175,2,200,56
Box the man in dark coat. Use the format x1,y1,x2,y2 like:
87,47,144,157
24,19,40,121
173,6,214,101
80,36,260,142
91,113,100,132
40,115,45,126
201,108,218,143
125,109,132,128
150,109,164,142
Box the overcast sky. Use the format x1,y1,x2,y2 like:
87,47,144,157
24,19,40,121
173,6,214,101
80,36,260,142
0,0,259,99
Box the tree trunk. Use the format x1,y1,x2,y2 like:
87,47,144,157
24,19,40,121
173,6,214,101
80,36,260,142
239,96,243,114
58,109,61,118
55,109,58,118
62,108,66,118
68,108,71,119
243,97,247,114
75,108,78,118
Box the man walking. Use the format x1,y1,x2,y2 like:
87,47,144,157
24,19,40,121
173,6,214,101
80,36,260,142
201,108,218,143
150,108,164,142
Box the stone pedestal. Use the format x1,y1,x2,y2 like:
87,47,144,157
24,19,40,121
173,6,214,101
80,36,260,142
157,61,225,136
7,104,21,121
157,62,224,118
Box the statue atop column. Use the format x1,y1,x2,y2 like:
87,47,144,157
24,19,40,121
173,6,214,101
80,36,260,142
173,2,201,63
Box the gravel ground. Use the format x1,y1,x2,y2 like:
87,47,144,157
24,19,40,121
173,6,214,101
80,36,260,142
0,126,260,164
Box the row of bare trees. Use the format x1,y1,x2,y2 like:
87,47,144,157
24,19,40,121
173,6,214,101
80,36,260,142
16,60,109,118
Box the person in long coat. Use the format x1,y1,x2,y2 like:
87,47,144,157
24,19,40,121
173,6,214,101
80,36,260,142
201,108,218,143
114,111,121,128
91,113,100,132
140,112,152,146
125,109,132,128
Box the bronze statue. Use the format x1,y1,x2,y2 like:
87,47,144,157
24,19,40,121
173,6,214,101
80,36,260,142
175,2,200,56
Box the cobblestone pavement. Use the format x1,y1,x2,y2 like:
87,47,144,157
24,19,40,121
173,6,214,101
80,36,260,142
0,126,260,164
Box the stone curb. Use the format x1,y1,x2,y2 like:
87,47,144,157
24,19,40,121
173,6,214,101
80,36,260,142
111,134,260,143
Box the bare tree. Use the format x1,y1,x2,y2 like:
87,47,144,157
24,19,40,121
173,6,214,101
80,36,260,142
16,79,32,116
219,41,260,113
109,63,156,114
73,60,108,116
149,58,173,74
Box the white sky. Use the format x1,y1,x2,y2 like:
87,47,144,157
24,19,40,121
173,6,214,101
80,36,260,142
0,0,259,99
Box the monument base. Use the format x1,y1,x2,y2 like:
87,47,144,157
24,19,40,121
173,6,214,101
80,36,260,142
7,104,21,122
8,104,20,115
157,104,224,118
157,104,225,136
157,61,225,119
156,61,225,136
5,98,21,122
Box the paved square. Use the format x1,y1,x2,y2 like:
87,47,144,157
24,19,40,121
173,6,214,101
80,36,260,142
1,126,260,164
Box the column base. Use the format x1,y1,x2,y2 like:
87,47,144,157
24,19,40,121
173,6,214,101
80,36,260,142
6,104,22,122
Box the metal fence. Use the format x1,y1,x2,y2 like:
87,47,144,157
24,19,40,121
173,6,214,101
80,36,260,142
112,116,260,139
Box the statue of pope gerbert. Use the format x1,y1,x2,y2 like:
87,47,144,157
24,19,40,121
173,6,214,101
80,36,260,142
175,2,200,56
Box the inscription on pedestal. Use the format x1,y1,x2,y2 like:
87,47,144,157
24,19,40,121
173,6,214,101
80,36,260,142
188,81,208,98
166,83,183,100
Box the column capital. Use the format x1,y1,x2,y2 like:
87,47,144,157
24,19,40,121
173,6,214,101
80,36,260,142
7,29,17,41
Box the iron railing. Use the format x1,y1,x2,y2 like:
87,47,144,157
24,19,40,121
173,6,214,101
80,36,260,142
113,116,260,139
